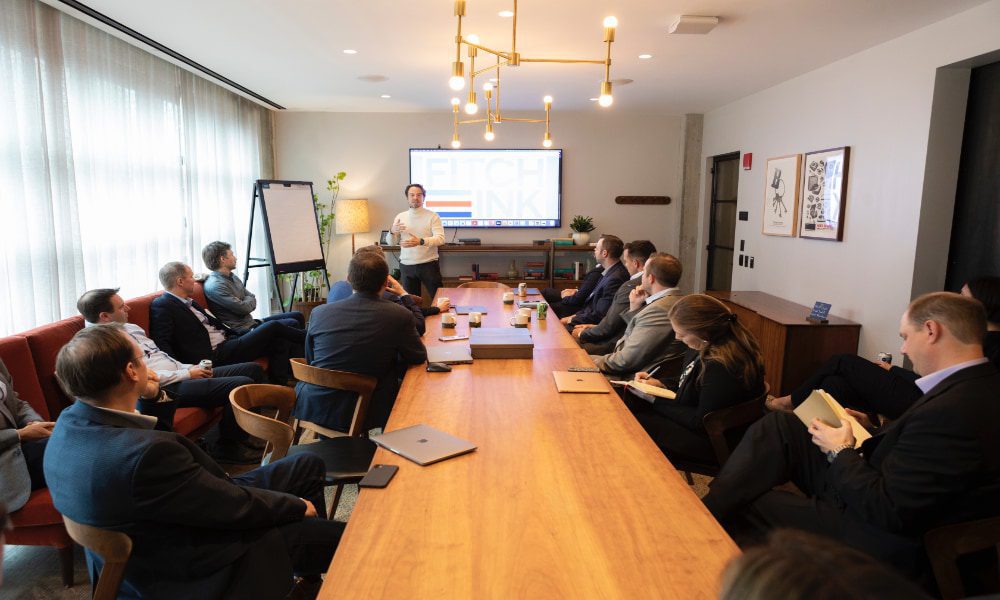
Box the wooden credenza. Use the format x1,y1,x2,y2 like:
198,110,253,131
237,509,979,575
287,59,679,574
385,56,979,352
707,291,861,396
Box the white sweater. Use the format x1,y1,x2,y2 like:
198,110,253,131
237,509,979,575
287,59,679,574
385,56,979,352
392,207,445,265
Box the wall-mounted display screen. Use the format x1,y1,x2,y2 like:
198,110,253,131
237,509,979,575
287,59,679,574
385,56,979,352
409,148,562,228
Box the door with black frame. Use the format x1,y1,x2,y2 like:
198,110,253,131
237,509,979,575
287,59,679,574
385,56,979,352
706,152,740,291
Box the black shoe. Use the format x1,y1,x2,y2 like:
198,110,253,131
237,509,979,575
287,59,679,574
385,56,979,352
241,436,268,451
286,576,322,600
211,441,262,465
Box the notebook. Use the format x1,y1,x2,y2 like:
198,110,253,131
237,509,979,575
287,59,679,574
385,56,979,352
454,305,488,314
371,424,477,466
609,379,677,399
793,389,872,447
426,345,474,364
552,371,612,393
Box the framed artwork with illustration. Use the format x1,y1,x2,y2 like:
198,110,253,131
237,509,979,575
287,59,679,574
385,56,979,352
761,154,801,236
799,146,850,241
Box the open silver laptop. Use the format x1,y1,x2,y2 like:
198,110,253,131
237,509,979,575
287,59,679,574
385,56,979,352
371,424,477,466
426,345,474,364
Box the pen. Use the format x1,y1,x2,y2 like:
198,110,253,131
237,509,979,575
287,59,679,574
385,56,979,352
637,365,661,382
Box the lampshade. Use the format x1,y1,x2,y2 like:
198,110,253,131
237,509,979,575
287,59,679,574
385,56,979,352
334,199,370,235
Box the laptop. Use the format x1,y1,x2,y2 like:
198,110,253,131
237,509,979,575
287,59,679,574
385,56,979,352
552,371,612,394
371,424,477,466
426,345,474,364
454,305,488,314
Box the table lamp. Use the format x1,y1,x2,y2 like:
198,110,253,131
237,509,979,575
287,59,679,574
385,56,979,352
334,198,370,254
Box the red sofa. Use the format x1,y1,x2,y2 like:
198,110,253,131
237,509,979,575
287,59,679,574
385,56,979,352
0,282,225,585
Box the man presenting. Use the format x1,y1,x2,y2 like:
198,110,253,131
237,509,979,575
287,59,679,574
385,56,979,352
391,183,445,300
151,262,304,383
296,250,427,433
1,358,54,512
78,288,265,463
201,241,304,334
703,292,1000,577
45,325,342,598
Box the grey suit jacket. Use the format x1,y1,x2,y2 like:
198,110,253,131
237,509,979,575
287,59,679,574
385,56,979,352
579,275,642,354
590,289,686,377
1,360,43,511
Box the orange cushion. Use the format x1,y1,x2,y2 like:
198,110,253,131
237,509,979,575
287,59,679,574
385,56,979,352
21,317,85,418
0,336,50,420
173,406,220,436
9,488,62,527
127,291,162,335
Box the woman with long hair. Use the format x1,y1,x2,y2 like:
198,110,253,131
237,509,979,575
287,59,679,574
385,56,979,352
626,294,766,464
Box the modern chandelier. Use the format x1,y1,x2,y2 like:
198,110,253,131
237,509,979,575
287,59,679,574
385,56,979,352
447,0,618,148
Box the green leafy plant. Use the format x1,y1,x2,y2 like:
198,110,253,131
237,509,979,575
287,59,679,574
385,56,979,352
569,215,595,233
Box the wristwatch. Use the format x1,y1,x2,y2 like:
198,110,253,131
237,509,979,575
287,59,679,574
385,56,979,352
826,443,854,463
419,237,425,245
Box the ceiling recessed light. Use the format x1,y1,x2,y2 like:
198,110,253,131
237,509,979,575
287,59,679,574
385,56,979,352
380,94,391,99
639,54,652,59
498,10,514,17
589,97,598,101
343,49,358,55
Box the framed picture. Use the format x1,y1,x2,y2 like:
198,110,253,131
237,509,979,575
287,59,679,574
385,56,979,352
761,154,801,236
799,146,850,241
379,230,392,245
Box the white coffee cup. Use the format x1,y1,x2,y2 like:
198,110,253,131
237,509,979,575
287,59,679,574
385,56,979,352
518,307,532,319
437,297,450,308
502,292,515,304
518,283,527,296
441,312,456,326
469,311,482,324
510,312,529,327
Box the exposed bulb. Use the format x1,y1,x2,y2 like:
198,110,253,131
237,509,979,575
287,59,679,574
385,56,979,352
451,97,461,106
543,138,553,148
603,16,618,28
484,130,495,141
451,139,461,149
599,94,613,107
464,102,478,115
467,33,480,44
449,76,466,91
483,82,493,91
543,95,553,105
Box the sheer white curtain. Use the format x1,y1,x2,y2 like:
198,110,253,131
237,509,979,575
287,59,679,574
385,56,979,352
0,0,274,336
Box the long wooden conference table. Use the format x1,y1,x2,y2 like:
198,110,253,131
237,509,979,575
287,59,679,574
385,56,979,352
321,288,738,598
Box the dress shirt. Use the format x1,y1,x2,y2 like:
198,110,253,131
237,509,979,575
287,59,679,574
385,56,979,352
914,357,989,393
167,292,227,350
86,321,194,386
645,287,680,305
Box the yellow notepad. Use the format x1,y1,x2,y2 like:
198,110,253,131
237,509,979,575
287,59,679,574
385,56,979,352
793,389,872,447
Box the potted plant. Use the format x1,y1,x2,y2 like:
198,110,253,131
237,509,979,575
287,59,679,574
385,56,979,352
569,215,595,246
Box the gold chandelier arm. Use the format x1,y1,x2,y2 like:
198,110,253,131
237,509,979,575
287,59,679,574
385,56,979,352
518,57,606,64
499,117,545,123
473,61,508,78
458,118,488,124
465,41,509,60
511,0,518,56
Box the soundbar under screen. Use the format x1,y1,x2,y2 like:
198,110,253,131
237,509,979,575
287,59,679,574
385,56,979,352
409,148,562,228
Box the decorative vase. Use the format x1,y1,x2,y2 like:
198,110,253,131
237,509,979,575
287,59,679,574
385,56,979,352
572,232,590,246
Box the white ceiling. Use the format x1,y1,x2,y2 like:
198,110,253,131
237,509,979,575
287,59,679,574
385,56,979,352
49,0,989,113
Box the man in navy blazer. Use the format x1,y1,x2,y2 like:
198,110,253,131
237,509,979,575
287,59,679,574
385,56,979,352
295,250,427,433
704,292,1000,578
150,262,304,383
44,325,342,599
556,235,628,327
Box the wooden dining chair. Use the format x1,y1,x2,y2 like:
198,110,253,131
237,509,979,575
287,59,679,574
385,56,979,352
62,516,133,600
672,390,768,484
924,515,1000,599
457,281,511,289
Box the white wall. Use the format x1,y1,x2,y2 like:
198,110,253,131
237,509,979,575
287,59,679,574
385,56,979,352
699,0,1000,358
274,111,684,282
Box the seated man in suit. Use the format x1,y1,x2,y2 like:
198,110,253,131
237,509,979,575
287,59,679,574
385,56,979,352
202,241,304,334
295,250,427,433
1,358,55,512
573,240,656,355
590,253,686,381
151,262,304,383
703,292,1000,578
44,325,344,598
541,262,605,319
559,235,629,328
326,245,439,336
78,288,265,464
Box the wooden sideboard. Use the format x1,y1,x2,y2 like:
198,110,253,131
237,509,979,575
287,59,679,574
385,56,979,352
707,291,861,396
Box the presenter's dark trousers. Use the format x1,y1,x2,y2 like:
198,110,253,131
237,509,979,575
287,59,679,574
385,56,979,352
163,362,265,442
702,411,922,577
226,453,345,595
400,260,443,300
789,354,921,420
